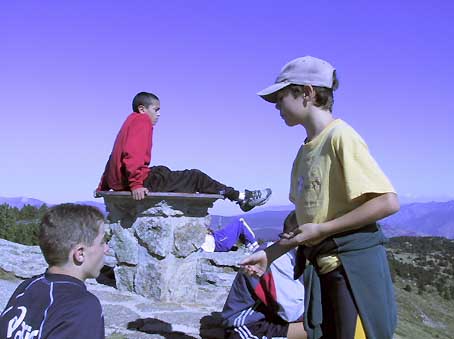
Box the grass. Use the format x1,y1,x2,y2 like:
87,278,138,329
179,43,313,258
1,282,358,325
0,268,18,281
106,332,128,339
395,279,454,339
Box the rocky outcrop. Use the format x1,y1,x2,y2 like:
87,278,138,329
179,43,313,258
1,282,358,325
0,192,249,338
0,236,247,338
99,192,239,305
0,239,47,278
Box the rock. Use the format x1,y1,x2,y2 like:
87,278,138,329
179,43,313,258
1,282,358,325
115,266,137,292
0,239,47,279
103,304,141,328
134,247,167,300
133,217,174,258
164,256,198,303
140,201,185,217
110,223,139,265
173,218,207,258
102,193,233,305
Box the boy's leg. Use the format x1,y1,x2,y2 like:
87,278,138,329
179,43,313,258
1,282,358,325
225,319,289,339
145,166,240,199
145,166,272,211
238,218,259,251
319,266,366,339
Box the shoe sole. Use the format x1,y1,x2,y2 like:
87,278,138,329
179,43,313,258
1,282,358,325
255,190,272,206
241,190,272,211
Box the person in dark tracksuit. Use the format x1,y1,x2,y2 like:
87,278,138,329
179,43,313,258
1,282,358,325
0,204,108,339
222,212,322,339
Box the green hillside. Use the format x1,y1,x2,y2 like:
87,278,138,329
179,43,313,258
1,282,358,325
389,237,454,338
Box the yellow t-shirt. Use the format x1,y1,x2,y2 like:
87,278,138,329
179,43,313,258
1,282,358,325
289,119,396,273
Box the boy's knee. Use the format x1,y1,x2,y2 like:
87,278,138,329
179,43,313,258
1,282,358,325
189,169,206,177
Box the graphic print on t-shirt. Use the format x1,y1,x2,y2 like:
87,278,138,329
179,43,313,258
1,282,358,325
6,306,39,339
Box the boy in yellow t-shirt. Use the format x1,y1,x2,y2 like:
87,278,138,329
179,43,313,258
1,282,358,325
241,56,400,339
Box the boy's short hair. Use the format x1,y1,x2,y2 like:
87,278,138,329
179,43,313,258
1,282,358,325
132,92,159,112
39,204,105,266
289,72,339,112
257,56,339,111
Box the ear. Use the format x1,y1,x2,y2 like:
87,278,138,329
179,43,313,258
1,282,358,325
72,244,85,265
137,105,146,113
303,85,315,100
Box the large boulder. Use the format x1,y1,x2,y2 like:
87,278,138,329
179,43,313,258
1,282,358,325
100,192,240,305
0,239,47,278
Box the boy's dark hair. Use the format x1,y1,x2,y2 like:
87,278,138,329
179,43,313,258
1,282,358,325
132,92,159,112
290,71,339,112
39,203,105,266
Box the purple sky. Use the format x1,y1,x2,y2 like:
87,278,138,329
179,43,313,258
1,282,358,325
1,1,453,215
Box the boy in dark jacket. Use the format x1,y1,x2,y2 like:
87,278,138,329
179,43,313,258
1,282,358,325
222,212,322,339
0,204,108,339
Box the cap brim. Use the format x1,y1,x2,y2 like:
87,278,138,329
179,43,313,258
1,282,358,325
256,82,290,103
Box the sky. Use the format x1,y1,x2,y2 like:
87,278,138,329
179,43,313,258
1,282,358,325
1,0,453,215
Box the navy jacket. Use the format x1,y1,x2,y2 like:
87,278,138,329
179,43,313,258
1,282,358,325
0,273,104,339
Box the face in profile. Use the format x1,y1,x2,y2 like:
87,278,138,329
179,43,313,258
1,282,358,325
82,222,109,279
275,88,310,126
142,101,161,125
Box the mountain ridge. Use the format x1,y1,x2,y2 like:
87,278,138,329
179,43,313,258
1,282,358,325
1,196,453,240
211,200,454,241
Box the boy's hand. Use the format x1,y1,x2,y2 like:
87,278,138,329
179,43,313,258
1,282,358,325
280,223,327,247
132,187,149,200
239,250,268,277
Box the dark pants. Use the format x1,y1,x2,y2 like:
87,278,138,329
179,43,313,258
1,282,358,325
320,266,365,339
144,165,239,201
225,319,289,339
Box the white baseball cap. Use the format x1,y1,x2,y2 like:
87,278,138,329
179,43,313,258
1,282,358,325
257,56,336,103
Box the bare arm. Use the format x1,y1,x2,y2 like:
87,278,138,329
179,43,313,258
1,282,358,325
282,192,400,246
240,235,298,277
321,192,399,236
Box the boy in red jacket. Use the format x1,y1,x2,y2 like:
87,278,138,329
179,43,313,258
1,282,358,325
96,92,271,212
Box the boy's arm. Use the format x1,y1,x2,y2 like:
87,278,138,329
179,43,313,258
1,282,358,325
282,124,400,246
123,118,152,193
242,210,300,277
321,192,399,235
287,192,399,246
240,240,297,277
94,156,112,195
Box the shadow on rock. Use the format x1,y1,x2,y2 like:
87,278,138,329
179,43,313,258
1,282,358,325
128,318,197,339
96,265,116,288
200,312,224,339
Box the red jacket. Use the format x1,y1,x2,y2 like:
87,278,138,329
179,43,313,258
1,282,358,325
97,112,152,191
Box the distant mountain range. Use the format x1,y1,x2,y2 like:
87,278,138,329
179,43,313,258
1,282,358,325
0,197,48,209
211,201,454,241
380,200,454,238
1,196,453,240
0,197,107,215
